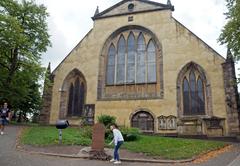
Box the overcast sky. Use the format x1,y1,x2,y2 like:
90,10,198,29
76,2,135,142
35,0,228,71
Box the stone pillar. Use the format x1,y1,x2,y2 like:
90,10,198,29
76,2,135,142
222,49,240,136
39,63,53,125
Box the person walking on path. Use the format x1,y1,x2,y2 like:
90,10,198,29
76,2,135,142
0,102,11,135
109,123,124,165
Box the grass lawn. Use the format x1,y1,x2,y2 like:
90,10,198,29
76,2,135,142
21,126,227,160
21,126,91,146
122,135,226,159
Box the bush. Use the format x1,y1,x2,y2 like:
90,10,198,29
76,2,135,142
105,127,140,142
120,127,141,142
97,114,116,127
124,134,138,141
120,127,140,135
105,129,113,141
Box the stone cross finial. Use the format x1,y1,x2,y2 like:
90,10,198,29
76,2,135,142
167,0,174,11
94,6,99,16
47,62,51,73
167,0,172,6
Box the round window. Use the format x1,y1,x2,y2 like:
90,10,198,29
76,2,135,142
128,3,134,11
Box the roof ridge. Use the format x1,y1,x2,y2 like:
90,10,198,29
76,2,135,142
92,0,173,20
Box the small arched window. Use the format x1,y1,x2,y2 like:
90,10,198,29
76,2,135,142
131,111,154,132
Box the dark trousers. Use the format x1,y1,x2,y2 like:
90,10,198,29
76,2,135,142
114,141,123,161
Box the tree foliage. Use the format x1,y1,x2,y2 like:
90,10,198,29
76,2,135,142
0,0,51,120
97,114,116,128
219,0,240,60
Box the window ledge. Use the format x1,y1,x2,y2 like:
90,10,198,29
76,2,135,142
105,82,157,86
97,96,163,101
66,116,82,120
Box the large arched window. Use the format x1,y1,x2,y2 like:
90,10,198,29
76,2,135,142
106,31,157,85
182,70,205,115
177,62,212,117
59,69,87,119
98,26,163,100
67,77,86,117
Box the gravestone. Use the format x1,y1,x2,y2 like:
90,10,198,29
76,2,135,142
91,123,105,151
90,123,111,160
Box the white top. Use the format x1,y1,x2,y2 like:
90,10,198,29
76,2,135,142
113,128,124,145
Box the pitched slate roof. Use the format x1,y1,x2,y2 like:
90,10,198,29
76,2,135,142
92,0,174,20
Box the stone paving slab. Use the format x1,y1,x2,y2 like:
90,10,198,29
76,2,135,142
227,154,240,166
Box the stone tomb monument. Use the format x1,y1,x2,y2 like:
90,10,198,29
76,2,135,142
90,123,111,160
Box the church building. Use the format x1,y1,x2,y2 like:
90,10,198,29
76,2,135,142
40,0,240,137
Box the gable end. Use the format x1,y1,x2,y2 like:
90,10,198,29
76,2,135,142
173,17,225,61
92,0,174,20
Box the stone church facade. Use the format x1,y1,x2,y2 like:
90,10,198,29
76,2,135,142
40,0,240,137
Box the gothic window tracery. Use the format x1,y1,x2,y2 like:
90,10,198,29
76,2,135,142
106,31,157,85
67,76,86,117
182,70,205,115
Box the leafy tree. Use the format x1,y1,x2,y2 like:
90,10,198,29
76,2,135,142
218,0,240,60
0,0,51,121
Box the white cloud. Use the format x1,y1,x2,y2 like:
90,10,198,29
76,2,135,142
171,0,227,55
38,0,228,71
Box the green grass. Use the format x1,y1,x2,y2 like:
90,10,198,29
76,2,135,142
21,126,91,146
10,121,39,126
122,135,226,159
21,126,227,159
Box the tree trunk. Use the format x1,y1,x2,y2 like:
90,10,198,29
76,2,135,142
5,48,19,87
17,111,22,123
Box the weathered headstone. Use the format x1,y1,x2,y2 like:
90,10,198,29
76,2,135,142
90,123,111,160
91,123,105,151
